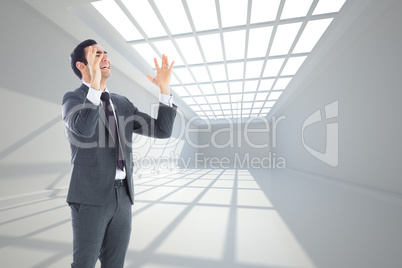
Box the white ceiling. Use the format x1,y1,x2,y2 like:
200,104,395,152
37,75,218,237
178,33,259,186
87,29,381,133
25,0,351,123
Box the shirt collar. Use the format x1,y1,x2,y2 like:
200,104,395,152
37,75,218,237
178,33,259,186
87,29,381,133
82,81,109,93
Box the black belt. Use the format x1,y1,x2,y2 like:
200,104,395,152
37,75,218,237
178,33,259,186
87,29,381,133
114,179,127,187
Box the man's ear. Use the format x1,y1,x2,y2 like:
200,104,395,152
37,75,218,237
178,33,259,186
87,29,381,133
76,61,86,72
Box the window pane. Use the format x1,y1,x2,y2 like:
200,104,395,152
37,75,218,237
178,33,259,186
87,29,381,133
185,85,202,96
232,109,241,115
245,60,264,79
258,79,275,91
313,0,347,15
206,95,219,103
210,104,221,110
221,103,231,109
229,81,243,93
244,80,259,92
270,23,302,56
194,96,207,104
153,40,184,66
92,0,143,41
176,37,204,65
199,34,224,62
248,27,272,58
199,84,215,94
224,30,246,61
171,86,189,97
121,0,166,38
154,0,192,35
219,95,231,103
282,56,307,75
231,93,242,102
200,104,211,110
294,19,333,53
223,111,233,117
191,66,210,83
190,105,201,111
132,43,159,67
182,97,196,105
220,0,248,28
254,101,264,108
243,102,253,108
174,68,194,84
187,0,218,31
274,78,292,90
251,0,280,23
264,101,276,107
281,0,314,20
242,109,251,115
263,58,285,77
227,62,244,80
208,64,227,81
243,93,255,102
256,92,268,101
170,74,180,85
268,91,283,100
261,108,271,115
214,82,229,94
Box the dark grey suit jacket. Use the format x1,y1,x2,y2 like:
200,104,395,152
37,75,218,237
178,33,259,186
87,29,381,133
62,84,177,206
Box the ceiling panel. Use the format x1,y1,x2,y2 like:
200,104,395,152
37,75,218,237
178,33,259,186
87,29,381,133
91,0,348,120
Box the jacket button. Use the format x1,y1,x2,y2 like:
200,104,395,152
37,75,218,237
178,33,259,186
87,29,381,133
111,152,116,156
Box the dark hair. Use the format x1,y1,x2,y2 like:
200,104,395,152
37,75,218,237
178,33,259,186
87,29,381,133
70,39,97,79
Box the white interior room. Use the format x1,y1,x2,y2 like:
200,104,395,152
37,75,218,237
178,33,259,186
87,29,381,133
0,0,401,267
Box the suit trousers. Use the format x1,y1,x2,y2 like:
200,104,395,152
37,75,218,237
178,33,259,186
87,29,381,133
70,181,132,268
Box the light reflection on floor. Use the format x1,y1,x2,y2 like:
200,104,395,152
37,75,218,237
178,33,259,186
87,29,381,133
0,168,314,268
126,168,313,268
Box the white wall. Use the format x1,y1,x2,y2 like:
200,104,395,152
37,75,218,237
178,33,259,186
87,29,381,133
0,0,197,199
197,119,272,169
271,0,402,195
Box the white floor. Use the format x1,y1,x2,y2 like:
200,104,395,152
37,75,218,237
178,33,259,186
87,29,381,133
0,168,401,268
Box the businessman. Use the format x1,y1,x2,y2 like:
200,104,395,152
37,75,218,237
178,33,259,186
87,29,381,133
62,39,177,267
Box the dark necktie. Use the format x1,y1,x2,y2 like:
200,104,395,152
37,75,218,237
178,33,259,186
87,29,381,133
101,92,125,170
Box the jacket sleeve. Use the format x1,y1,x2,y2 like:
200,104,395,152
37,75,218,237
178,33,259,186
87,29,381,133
132,102,177,139
62,91,100,138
